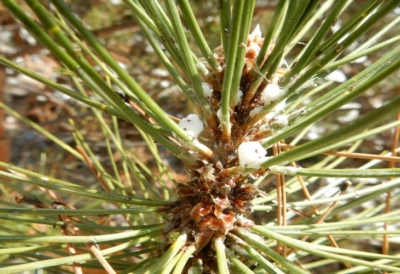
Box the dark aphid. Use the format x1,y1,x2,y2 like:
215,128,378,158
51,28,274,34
52,201,66,210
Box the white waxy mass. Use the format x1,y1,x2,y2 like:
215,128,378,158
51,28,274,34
202,82,213,98
238,141,268,168
178,114,204,139
261,83,285,105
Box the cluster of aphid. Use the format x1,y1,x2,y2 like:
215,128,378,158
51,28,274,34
165,26,288,255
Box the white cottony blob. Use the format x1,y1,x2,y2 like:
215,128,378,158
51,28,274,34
261,84,285,105
238,141,268,168
331,19,342,33
249,106,263,118
202,82,213,97
177,114,203,139
351,55,368,64
325,70,347,83
250,24,262,38
234,90,243,106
